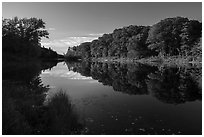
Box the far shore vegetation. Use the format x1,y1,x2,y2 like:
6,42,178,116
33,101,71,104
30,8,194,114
65,17,202,66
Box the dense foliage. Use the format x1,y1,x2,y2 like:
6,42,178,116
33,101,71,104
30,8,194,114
147,17,201,56
2,17,59,60
66,42,91,60
66,17,201,60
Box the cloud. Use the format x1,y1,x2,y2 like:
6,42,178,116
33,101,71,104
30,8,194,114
41,40,68,48
88,33,104,37
48,28,55,31
40,33,103,54
59,36,98,47
37,28,56,31
41,36,99,48
41,40,69,54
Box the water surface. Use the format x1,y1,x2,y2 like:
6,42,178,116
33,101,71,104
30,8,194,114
2,60,202,135
39,61,202,135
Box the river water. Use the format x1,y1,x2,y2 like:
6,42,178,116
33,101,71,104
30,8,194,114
3,61,202,135
40,61,202,134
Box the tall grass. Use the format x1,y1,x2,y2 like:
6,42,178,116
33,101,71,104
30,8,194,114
3,81,84,134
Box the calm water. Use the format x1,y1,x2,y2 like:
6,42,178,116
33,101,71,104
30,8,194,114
3,61,202,135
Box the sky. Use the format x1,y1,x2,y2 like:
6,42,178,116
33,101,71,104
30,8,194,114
2,2,202,54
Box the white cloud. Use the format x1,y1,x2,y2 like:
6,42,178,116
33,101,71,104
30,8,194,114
40,33,103,54
48,28,55,31
88,33,104,37
41,36,99,48
37,28,56,31
41,40,68,48
59,36,98,47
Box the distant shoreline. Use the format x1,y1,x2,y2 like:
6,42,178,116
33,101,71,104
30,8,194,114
91,56,202,68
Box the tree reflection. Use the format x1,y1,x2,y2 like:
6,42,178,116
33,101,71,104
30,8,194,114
65,61,201,105
147,67,202,104
2,60,58,83
3,76,49,134
3,60,83,134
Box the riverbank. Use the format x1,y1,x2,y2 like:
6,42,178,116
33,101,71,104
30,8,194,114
91,56,202,68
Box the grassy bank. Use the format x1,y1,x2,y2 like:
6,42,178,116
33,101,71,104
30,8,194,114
3,80,84,134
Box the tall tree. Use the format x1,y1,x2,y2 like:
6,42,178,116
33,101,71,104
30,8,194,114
3,17,49,58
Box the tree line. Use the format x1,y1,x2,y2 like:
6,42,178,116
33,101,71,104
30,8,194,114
66,17,201,60
2,17,61,61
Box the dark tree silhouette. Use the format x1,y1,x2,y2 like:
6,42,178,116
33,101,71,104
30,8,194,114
2,17,61,61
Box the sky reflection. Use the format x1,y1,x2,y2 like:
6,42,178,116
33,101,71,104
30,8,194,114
41,63,93,80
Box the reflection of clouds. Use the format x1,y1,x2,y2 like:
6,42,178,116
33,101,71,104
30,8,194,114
42,71,51,74
41,69,93,80
70,76,92,80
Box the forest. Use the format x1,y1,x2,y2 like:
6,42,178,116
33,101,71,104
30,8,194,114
2,17,62,62
66,17,202,63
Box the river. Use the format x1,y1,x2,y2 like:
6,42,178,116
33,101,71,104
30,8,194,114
3,60,202,135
